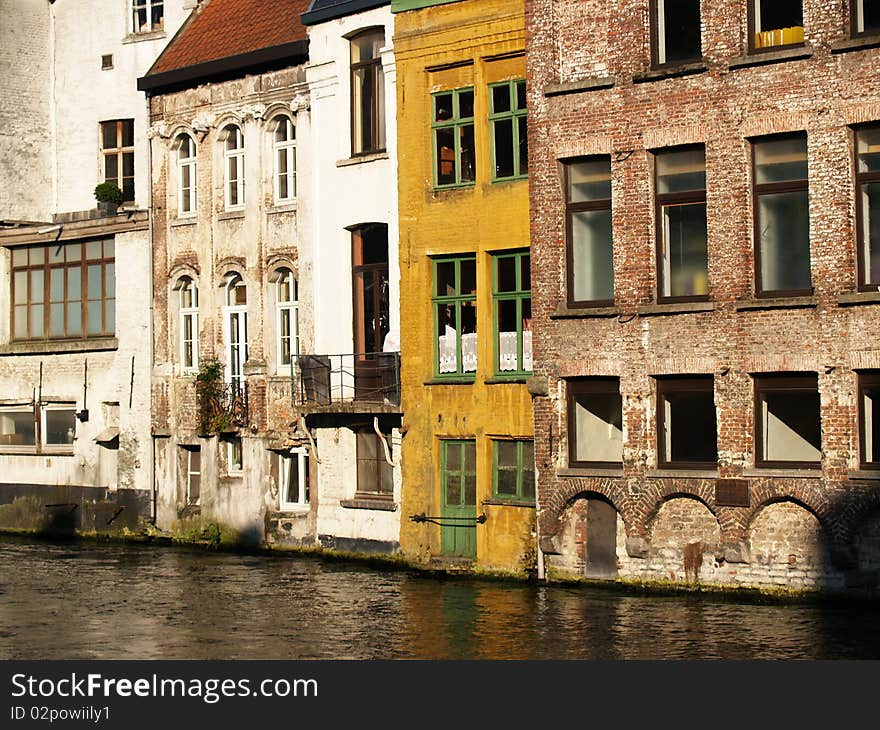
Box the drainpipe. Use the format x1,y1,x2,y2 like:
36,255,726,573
48,0,58,217
145,92,157,524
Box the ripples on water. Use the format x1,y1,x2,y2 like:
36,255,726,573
1,535,878,660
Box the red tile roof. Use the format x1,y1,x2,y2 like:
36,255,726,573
147,0,311,77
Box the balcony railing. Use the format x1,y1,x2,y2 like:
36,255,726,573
196,381,248,433
294,352,400,409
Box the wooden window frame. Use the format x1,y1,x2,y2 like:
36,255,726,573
567,377,623,469
649,0,703,69
656,375,717,470
752,134,812,298
349,28,386,157
747,0,805,54
851,0,880,37
488,79,528,183
272,117,297,204
11,240,115,341
564,157,614,308
175,134,197,217
858,371,880,470
432,87,476,190
0,403,76,455
854,124,880,291
754,373,821,470
492,249,531,376
100,119,134,203
355,428,394,498
432,255,477,379
492,439,535,501
654,145,709,304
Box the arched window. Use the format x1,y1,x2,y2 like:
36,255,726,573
223,274,248,391
350,28,386,155
273,117,296,203
177,276,199,371
176,133,197,215
222,125,244,209
274,268,299,369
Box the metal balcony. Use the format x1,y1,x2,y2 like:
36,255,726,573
294,352,400,413
196,381,248,433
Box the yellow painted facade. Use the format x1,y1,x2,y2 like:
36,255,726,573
394,0,534,574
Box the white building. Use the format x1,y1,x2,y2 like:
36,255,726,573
0,0,189,530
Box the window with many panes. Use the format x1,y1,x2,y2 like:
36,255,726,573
176,276,199,372
273,117,296,203
132,0,163,34
493,250,531,375
441,439,476,508
489,79,527,182
651,0,702,67
492,439,535,501
859,372,880,470
568,378,623,468
749,0,803,51
0,404,76,454
656,376,717,469
655,146,708,302
176,133,196,216
853,0,880,36
222,125,244,210
11,240,115,341
274,268,298,371
565,157,614,306
101,120,134,202
433,88,475,188
356,428,394,497
278,448,309,509
855,125,880,290
433,256,477,377
753,134,811,297
754,374,821,468
350,29,386,156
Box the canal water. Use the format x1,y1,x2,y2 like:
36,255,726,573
1,535,879,660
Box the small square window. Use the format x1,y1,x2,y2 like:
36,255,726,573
42,406,76,448
656,376,717,469
754,374,821,468
101,55,113,70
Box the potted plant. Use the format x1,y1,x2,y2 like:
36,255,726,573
94,181,123,217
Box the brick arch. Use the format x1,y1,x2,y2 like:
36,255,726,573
745,483,833,537
639,483,718,535
835,490,880,545
539,478,630,541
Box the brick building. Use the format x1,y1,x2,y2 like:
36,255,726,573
527,0,880,590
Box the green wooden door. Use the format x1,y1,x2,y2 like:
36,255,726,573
441,440,477,558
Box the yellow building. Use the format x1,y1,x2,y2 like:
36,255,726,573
394,0,534,574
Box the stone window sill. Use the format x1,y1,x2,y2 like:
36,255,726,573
557,467,623,478
734,295,817,311
830,35,880,54
647,468,718,478
728,44,813,69
741,467,821,478
838,291,880,306
424,377,475,386
633,61,708,84
267,202,297,215
170,217,197,228
485,376,529,385
336,152,388,167
274,507,310,517
0,338,118,356
637,301,715,316
340,497,397,511
482,498,535,508
551,303,620,319
122,30,166,45
544,76,615,97
217,210,245,221
848,470,880,481
0,449,74,457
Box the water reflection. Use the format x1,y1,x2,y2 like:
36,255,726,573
0,535,878,660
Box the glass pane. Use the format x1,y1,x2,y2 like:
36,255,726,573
435,260,456,296
351,32,382,63
50,268,63,301
45,409,75,445
518,116,528,175
757,0,803,33
762,389,821,462
461,302,477,373
445,472,461,506
66,302,81,336
122,152,134,177
459,90,474,119
104,155,118,181
661,202,708,298
497,299,519,371
86,240,102,260
66,268,81,302
103,239,115,258
758,190,811,292
861,182,880,285
65,243,81,262
516,80,527,110
48,245,64,264
88,265,102,298
225,127,241,151
497,466,518,495
460,123,475,182
0,411,35,446
355,66,374,152
864,386,880,463
492,84,511,114
656,147,705,193
496,440,518,468
11,248,27,267
106,263,115,299
857,126,880,173
572,209,614,301
658,0,702,64
435,127,456,186
464,474,476,506
460,259,476,295
497,256,517,293
493,119,514,178
13,271,26,305
101,122,116,149
30,247,44,265
520,254,531,291
30,270,43,303
13,306,26,337
30,304,43,337
863,0,880,33
437,301,458,373
755,136,808,183
521,441,535,498
88,301,102,334
121,120,134,147
663,388,717,463
568,158,611,202
574,390,623,462
463,442,476,472
434,93,453,123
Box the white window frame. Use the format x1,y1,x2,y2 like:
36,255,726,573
227,437,243,474
177,277,199,373
273,117,297,204
176,134,197,216
183,446,201,505
223,275,248,392
274,268,299,373
40,404,77,453
279,447,309,510
223,125,244,210
131,0,164,34
0,405,37,453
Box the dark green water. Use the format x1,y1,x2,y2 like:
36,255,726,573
1,535,878,659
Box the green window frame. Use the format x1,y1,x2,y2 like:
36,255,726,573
433,255,477,379
432,87,475,189
441,439,477,507
492,249,531,376
489,79,528,182
492,439,535,501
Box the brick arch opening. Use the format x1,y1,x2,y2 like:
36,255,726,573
646,495,722,583
747,498,830,576
539,479,629,543
545,490,625,579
